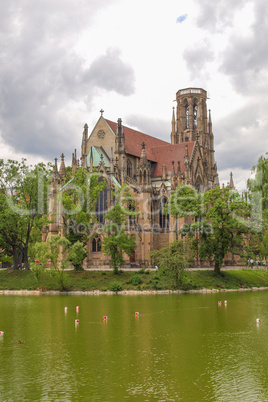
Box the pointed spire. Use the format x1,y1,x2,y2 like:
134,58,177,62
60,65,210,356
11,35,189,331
59,153,66,177
140,142,148,166
208,109,212,134
53,157,58,174
177,161,181,174
171,107,176,144
229,171,235,189
171,160,175,176
52,157,60,183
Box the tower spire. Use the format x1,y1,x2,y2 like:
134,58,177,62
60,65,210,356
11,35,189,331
59,153,66,178
171,107,176,144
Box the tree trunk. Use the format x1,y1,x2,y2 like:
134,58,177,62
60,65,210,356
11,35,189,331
214,261,221,275
12,247,19,269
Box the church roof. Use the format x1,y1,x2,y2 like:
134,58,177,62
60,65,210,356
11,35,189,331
86,146,110,168
151,142,195,176
104,118,196,177
105,119,169,161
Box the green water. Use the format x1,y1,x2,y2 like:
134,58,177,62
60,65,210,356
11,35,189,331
0,291,267,401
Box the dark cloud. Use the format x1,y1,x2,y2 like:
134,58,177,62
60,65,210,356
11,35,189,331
86,48,135,96
214,102,268,172
220,0,268,95
0,0,134,160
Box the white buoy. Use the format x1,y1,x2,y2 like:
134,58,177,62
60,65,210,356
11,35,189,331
64,307,68,313
224,300,227,305
256,318,261,324
0,331,4,336
75,319,79,325
76,306,80,312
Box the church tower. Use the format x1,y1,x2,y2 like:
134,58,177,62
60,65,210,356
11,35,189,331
173,88,208,144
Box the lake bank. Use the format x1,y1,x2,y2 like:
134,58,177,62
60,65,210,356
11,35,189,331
0,268,268,294
0,286,268,296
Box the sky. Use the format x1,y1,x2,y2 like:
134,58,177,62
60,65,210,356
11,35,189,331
0,0,267,192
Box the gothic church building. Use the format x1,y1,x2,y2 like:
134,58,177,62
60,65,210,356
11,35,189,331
48,87,219,267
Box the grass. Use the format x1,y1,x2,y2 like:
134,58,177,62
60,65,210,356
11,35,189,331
0,268,268,292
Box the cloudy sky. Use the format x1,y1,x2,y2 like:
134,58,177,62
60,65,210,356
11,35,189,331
0,0,267,191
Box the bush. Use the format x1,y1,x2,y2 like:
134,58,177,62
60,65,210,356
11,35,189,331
109,280,123,292
130,274,142,286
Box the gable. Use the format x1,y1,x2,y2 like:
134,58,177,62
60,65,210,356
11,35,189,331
86,117,116,159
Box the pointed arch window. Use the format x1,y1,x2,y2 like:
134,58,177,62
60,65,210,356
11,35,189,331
95,177,107,224
185,105,189,129
159,196,169,230
127,159,133,177
193,104,198,129
92,237,101,252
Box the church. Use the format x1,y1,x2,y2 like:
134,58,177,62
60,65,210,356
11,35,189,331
48,87,220,267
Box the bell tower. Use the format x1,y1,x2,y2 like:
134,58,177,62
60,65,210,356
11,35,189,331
173,87,208,144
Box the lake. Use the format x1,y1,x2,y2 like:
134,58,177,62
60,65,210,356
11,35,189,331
0,291,267,401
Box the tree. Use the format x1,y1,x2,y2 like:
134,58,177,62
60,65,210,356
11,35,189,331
101,186,136,274
199,186,249,274
61,167,106,245
167,183,207,263
246,153,268,261
0,159,51,269
151,241,189,287
32,234,70,290
68,241,87,271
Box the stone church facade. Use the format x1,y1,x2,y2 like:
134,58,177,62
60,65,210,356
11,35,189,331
47,87,221,267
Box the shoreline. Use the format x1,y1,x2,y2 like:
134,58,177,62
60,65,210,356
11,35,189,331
1,287,268,296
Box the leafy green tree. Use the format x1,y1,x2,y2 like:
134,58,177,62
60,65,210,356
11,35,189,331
61,168,106,244
167,183,208,264
33,235,70,290
68,241,87,271
246,153,268,262
151,240,189,287
101,186,136,274
199,186,249,274
0,159,51,269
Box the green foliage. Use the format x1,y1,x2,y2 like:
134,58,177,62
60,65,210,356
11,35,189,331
109,280,123,292
198,186,249,274
61,168,106,244
33,235,70,269
130,274,142,286
102,186,136,273
68,241,87,271
151,240,189,287
247,153,268,261
0,159,51,269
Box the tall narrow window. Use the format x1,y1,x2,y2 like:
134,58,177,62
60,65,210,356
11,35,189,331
185,105,189,129
193,104,197,129
127,159,132,177
96,177,107,224
128,203,135,229
159,197,169,230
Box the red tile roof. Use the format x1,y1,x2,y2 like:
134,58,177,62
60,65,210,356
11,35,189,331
105,119,195,177
151,142,195,176
105,119,169,161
